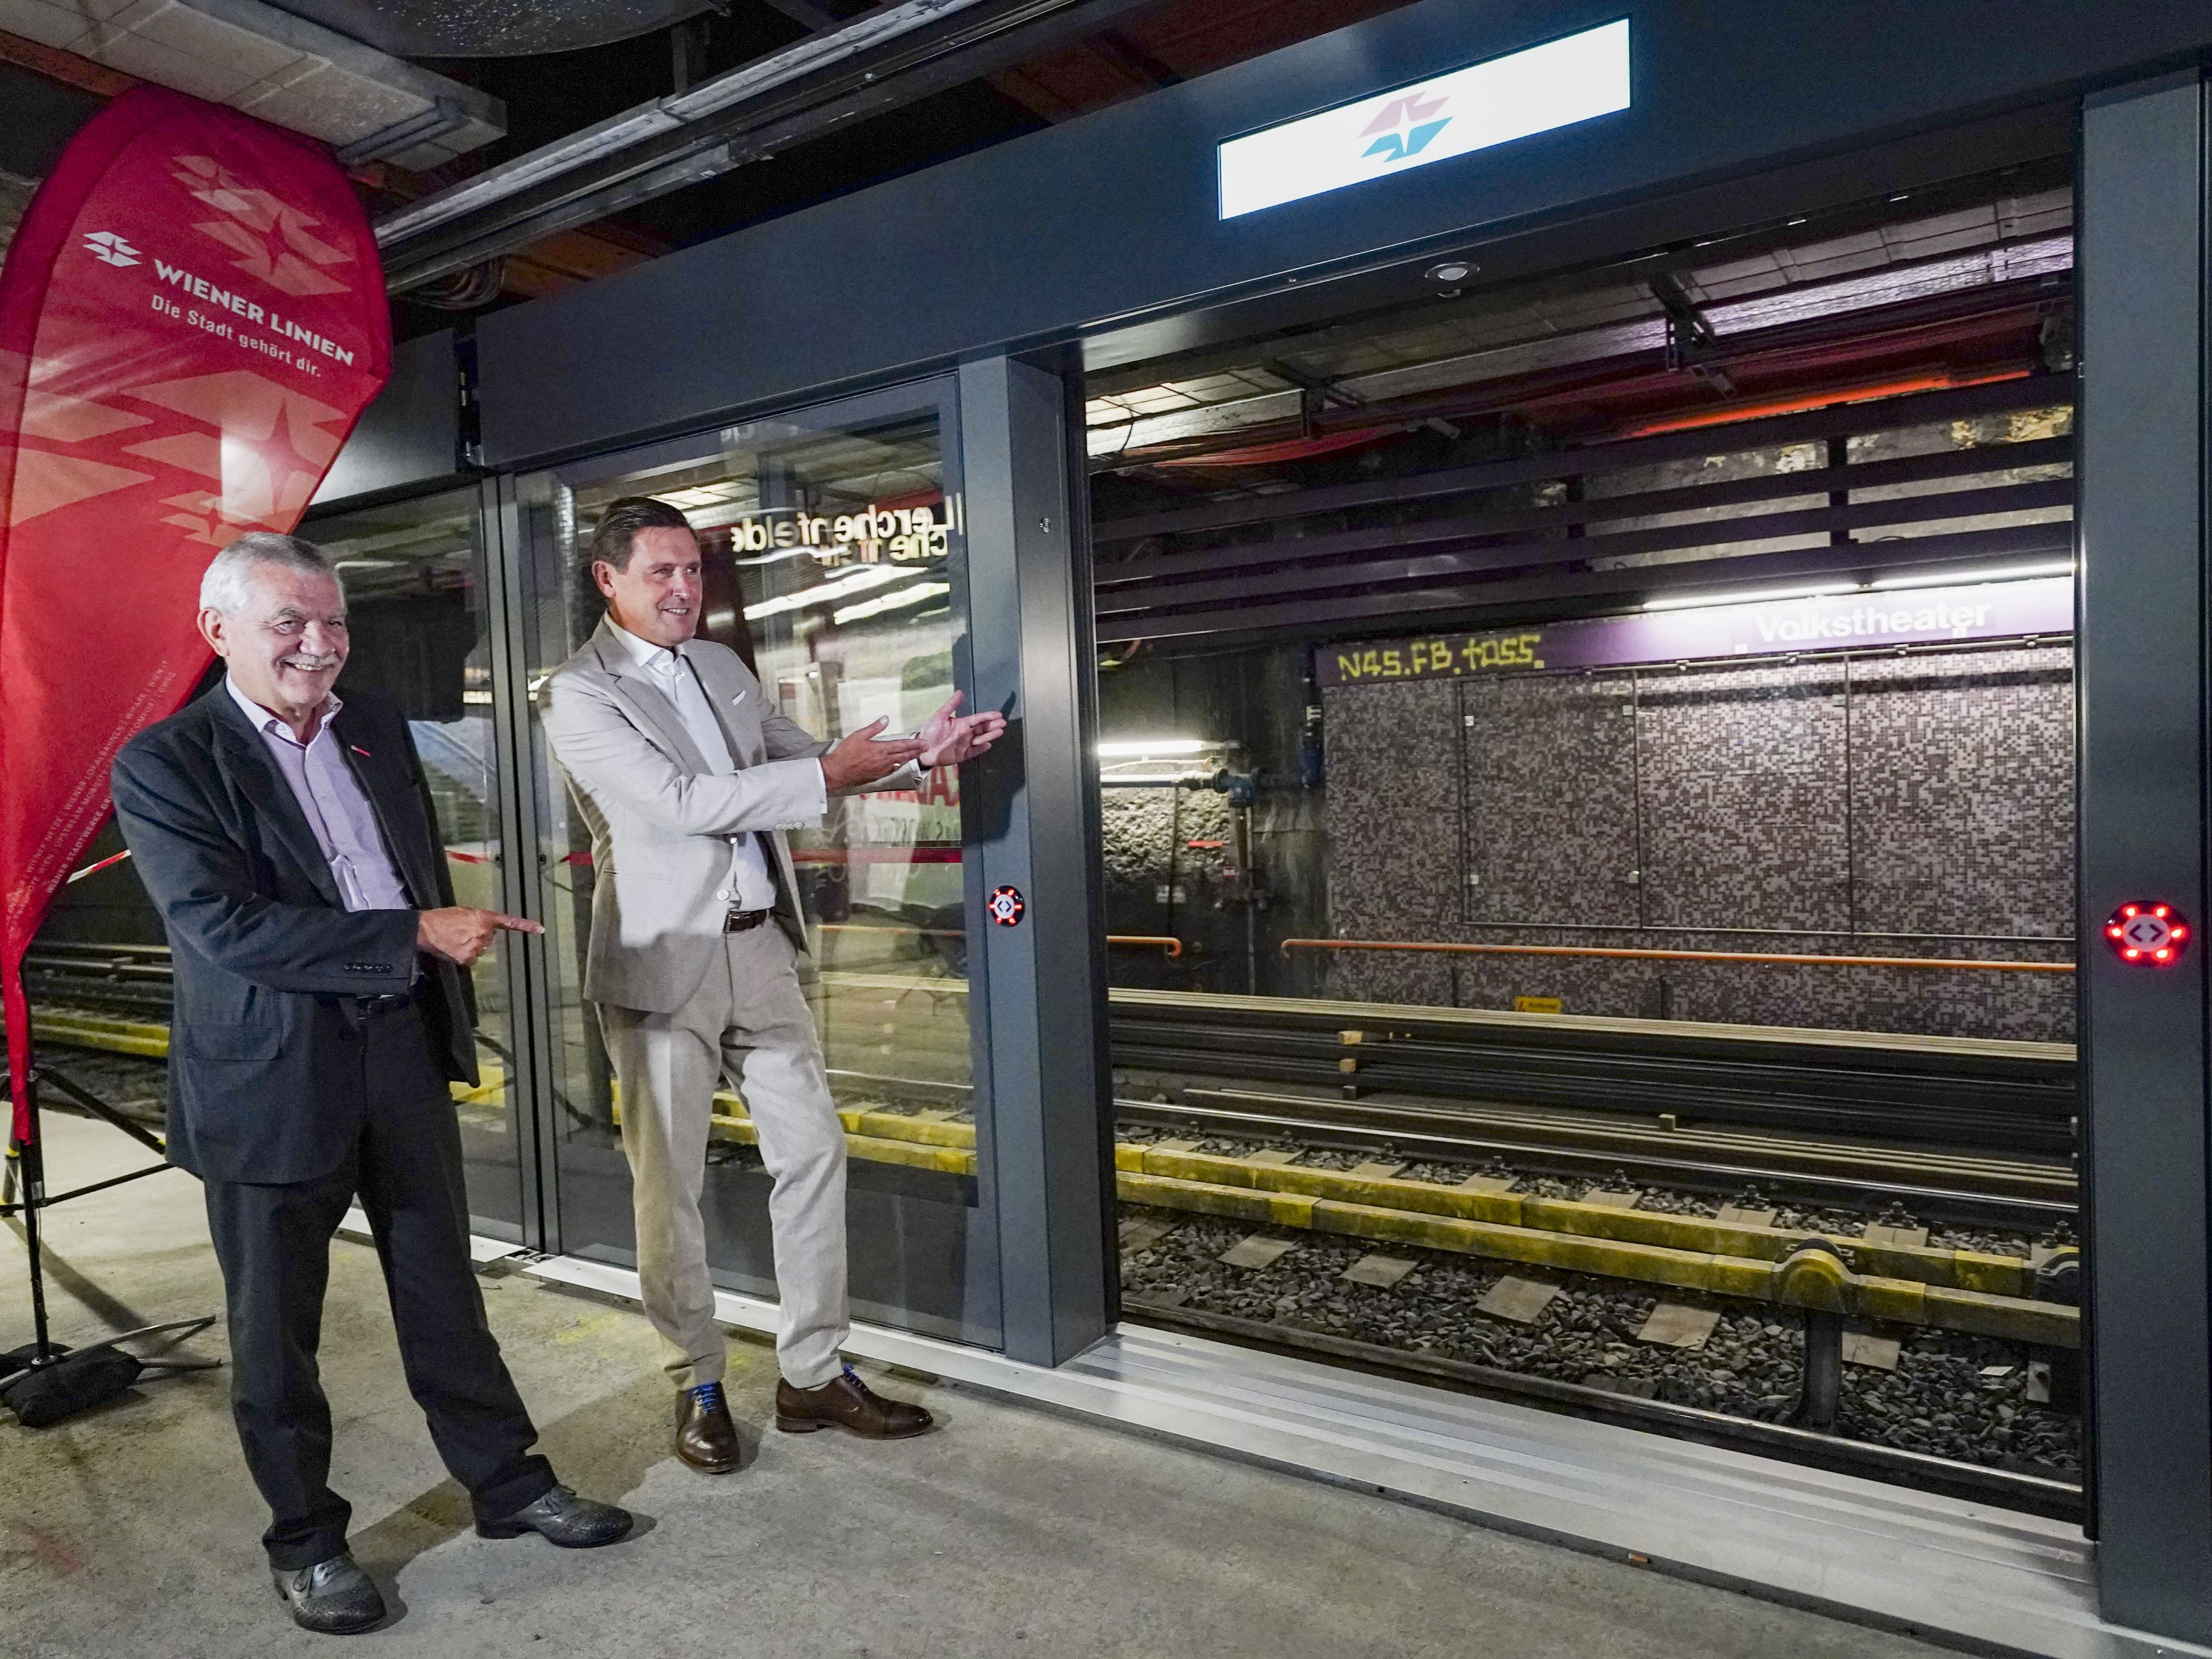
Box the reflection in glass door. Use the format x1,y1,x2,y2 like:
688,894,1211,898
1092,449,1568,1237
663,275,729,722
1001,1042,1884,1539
313,487,527,1237
518,381,999,1349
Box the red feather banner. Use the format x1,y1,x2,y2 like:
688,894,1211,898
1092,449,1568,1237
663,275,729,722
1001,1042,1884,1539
0,86,391,1143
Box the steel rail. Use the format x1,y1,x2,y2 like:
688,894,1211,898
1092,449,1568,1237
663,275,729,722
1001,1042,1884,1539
1279,939,2076,973
1111,1097,2072,1228
1111,1031,2074,1152
1176,1086,2072,1190
1101,983,2073,1062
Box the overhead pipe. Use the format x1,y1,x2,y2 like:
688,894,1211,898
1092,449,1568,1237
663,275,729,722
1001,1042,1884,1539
1098,768,1256,806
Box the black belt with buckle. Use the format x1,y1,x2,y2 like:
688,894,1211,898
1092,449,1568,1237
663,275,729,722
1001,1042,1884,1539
354,987,415,1016
724,907,773,934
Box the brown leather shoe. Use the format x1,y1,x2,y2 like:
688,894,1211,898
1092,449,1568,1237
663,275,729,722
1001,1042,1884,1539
676,1381,742,1474
775,1364,932,1440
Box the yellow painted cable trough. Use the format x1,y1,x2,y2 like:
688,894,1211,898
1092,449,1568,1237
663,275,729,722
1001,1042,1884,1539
734,1104,2077,1350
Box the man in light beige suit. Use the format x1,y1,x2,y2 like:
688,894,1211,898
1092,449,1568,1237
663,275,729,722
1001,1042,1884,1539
539,497,1002,1471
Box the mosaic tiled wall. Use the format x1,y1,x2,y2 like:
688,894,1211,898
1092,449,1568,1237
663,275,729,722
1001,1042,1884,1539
1321,643,2076,1039
1320,679,1459,1007
1636,660,1855,931
1847,648,2075,936
1463,671,1640,924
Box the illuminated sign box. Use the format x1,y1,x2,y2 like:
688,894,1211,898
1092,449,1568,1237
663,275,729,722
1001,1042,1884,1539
1217,19,1632,221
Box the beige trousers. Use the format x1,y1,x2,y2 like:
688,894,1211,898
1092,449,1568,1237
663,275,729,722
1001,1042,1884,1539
596,925,847,1390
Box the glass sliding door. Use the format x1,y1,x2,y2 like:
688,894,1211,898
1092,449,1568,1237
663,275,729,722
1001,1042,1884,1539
313,487,527,1238
516,378,999,1349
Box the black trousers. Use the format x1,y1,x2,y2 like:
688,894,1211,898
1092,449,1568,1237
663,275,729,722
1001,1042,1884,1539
200,1003,555,1569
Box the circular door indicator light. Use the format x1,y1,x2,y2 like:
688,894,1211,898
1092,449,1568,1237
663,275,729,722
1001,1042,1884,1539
987,885,1026,927
2106,901,2190,965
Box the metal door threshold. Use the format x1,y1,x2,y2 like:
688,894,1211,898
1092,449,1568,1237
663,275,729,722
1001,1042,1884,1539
515,1250,2194,1659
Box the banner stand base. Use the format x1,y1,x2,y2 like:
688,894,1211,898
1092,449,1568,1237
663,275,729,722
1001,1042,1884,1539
1,1061,218,1427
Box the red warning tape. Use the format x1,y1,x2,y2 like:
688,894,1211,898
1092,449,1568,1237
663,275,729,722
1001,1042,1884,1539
63,849,132,884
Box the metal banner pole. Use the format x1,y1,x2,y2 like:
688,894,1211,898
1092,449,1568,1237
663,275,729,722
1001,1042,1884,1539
16,1079,52,1362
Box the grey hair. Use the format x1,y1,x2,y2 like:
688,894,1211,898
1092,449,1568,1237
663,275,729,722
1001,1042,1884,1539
198,532,341,615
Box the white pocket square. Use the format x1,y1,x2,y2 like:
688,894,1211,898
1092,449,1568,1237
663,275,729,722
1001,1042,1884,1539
731,690,748,704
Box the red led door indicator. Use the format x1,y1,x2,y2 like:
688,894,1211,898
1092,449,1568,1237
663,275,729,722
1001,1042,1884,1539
2106,901,2191,965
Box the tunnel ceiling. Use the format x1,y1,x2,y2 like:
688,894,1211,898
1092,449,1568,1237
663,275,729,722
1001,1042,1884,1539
1085,171,2077,473
263,0,722,56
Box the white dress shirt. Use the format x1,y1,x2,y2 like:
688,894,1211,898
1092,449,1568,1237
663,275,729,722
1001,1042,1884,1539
225,676,412,912
607,621,824,912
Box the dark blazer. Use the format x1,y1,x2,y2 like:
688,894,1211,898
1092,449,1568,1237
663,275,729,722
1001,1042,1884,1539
111,683,478,1184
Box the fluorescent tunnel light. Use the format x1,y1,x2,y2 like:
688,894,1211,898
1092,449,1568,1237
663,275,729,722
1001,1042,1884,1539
1868,561,2075,591
1098,739,1208,757
1642,584,1858,613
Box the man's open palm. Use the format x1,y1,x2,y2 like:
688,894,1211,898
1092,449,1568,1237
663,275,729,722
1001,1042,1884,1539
917,692,1007,767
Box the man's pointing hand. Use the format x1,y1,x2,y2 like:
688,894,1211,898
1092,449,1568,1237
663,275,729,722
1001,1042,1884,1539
419,906,541,967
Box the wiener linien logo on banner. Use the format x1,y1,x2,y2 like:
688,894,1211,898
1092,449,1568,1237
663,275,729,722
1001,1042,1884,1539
82,231,142,267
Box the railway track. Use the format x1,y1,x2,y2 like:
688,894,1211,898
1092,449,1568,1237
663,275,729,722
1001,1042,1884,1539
24,947,2076,1219
1114,1087,2072,1227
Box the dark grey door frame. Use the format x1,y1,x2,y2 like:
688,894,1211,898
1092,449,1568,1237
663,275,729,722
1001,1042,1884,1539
479,366,1116,1360
957,353,1115,1366
2078,68,2212,1643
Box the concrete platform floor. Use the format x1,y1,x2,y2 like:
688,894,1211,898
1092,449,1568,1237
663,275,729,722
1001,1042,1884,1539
2,1110,1954,1658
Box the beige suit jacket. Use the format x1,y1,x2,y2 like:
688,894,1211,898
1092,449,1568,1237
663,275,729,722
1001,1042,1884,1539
538,616,918,1014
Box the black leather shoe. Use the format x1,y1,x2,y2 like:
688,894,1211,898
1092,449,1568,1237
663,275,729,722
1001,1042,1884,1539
272,1552,385,1635
477,1483,634,1548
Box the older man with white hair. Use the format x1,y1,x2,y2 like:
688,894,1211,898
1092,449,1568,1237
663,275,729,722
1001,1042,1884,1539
111,532,632,1637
